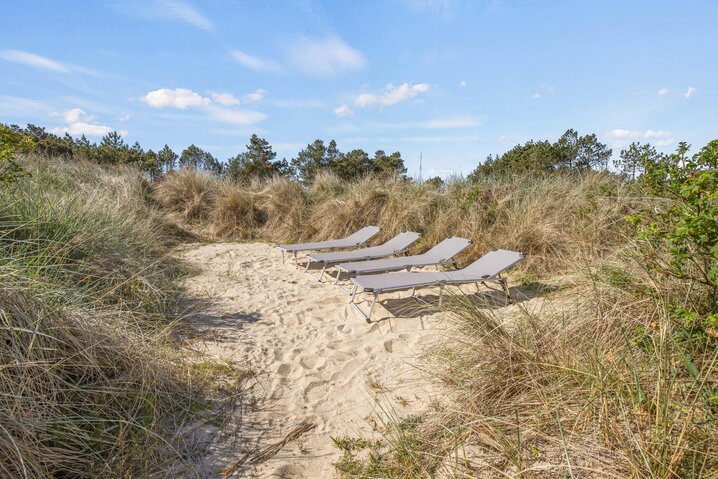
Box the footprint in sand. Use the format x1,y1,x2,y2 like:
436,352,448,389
384,337,407,353
277,364,291,377
300,355,326,370
268,464,305,478
303,380,329,402
326,348,356,362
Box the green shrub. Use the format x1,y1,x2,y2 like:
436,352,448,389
0,124,34,184
630,140,718,345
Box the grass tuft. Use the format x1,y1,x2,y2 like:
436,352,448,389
0,156,206,477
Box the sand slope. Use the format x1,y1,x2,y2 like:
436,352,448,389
178,242,447,478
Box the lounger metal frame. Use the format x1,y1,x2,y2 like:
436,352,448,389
348,250,524,322
332,258,459,293
330,236,472,293
348,274,511,322
280,240,373,266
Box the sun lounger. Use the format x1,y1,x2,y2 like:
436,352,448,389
333,236,472,285
348,249,525,321
304,231,421,282
276,226,380,264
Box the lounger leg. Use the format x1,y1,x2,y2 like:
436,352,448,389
438,285,445,308
333,270,341,286
293,251,298,267
500,278,512,304
350,283,358,303
318,264,327,282
367,293,378,322
304,259,312,273
349,290,378,323
281,250,285,264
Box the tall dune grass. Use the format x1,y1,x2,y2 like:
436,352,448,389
154,168,716,476
153,169,641,275
0,157,202,477
151,167,715,477
335,254,717,477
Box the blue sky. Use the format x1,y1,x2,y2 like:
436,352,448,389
1,0,716,177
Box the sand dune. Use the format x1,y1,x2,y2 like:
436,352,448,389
178,242,448,478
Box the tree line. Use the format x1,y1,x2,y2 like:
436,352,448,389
1,123,668,186
469,128,661,181
0,124,408,184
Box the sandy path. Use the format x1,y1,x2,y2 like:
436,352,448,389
178,242,446,478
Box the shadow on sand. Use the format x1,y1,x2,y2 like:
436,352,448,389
175,295,264,342
363,284,547,323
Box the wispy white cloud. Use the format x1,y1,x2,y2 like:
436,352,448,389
657,88,669,96
684,86,696,99
210,92,240,106
50,108,125,137
607,129,672,140
459,80,466,87
230,50,282,72
158,0,213,30
142,87,268,126
0,49,68,73
0,49,100,76
605,128,674,148
334,104,354,117
115,0,213,31
61,108,86,124
354,82,430,108
644,130,672,139
244,89,267,103
530,83,554,100
205,105,267,125
0,95,53,117
143,88,211,109
286,35,366,78
53,122,116,137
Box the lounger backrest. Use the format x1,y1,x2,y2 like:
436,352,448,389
422,237,472,262
460,249,525,278
380,231,422,252
345,226,381,244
